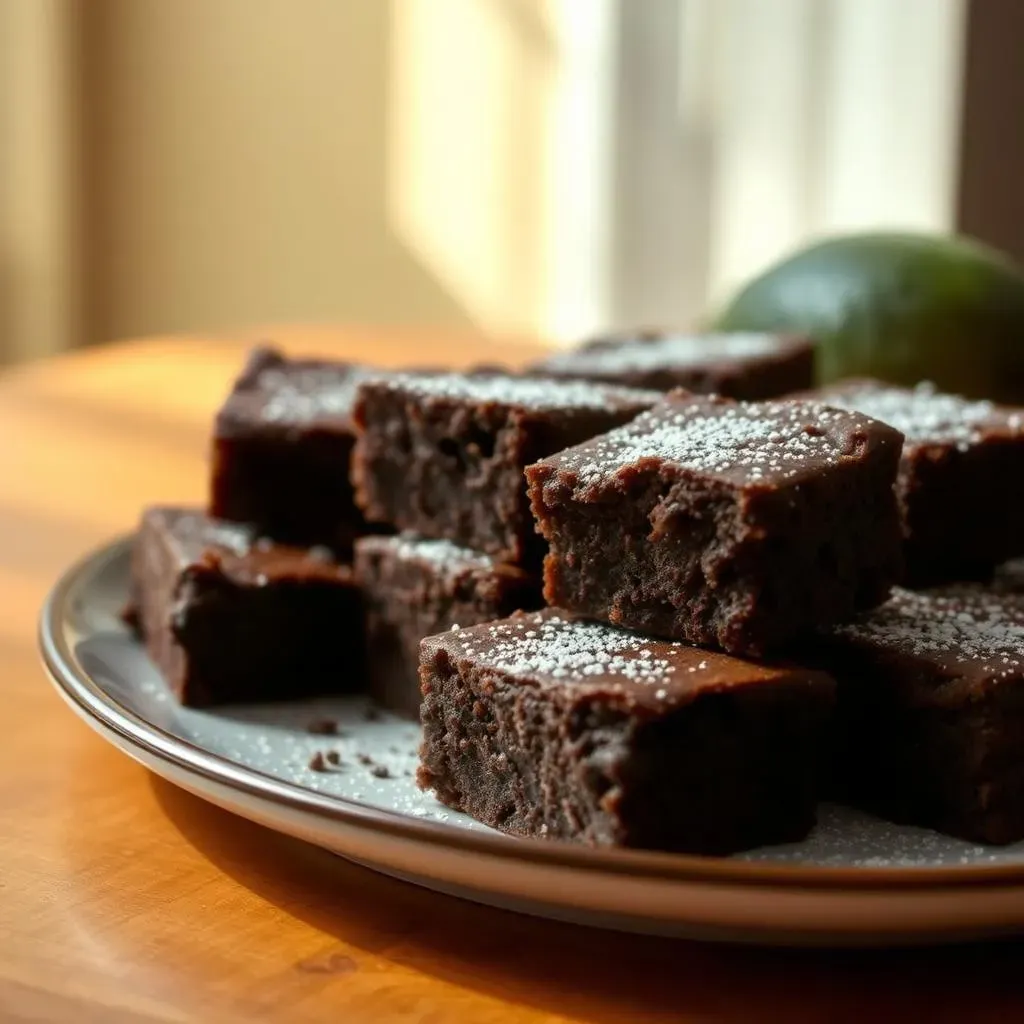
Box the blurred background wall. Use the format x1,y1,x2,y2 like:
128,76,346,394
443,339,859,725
0,0,1017,364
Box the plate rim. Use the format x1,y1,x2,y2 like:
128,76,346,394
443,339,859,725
39,534,1024,894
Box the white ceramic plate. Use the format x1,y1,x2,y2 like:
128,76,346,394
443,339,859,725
39,537,1024,945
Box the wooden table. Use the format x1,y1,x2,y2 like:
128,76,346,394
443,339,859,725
4,329,1024,1023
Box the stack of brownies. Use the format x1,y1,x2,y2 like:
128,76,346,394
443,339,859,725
128,330,1024,854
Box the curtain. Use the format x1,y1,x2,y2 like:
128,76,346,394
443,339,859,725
608,0,967,328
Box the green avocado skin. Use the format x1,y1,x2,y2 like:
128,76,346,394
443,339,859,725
712,232,1024,403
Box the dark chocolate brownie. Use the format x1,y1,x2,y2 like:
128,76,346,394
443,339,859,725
418,609,835,854
210,347,378,556
128,506,364,706
528,330,814,398
527,392,904,656
813,586,1024,844
354,533,540,718
992,560,1024,594
351,372,660,564
798,380,1024,584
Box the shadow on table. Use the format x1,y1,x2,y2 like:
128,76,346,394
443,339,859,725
152,777,1024,1024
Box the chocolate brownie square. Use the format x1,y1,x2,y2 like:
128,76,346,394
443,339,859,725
814,586,1024,844
529,330,814,398
527,392,904,656
354,533,540,718
128,507,364,706
418,610,835,854
800,380,1024,584
351,373,660,564
210,347,376,556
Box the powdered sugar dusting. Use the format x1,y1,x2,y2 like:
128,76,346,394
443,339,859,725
162,510,252,556
252,365,370,424
820,381,1020,451
447,613,691,688
378,372,659,412
555,397,863,485
389,534,496,572
542,332,791,374
834,587,1024,677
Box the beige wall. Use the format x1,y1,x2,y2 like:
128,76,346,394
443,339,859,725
0,0,81,361
1,0,556,360
83,0,488,346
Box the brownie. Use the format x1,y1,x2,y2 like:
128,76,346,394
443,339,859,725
993,560,1024,593
351,372,660,564
210,347,378,557
354,533,541,718
797,380,1024,584
526,392,904,656
418,609,835,854
813,586,1024,844
528,330,814,398
128,506,364,706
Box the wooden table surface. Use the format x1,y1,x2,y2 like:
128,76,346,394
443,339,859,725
4,328,1024,1023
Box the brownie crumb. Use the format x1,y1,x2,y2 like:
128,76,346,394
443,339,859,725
325,750,342,766
370,764,392,779
356,752,374,766
121,603,141,632
363,706,382,722
308,751,329,772
307,717,339,735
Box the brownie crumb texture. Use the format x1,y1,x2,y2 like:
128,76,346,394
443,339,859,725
419,611,833,853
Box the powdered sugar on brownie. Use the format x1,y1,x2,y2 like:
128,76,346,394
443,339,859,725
542,332,791,374
834,587,1024,677
451,613,684,685
254,365,371,424
554,396,871,486
388,534,497,572
819,381,1022,451
376,372,659,413
158,509,253,557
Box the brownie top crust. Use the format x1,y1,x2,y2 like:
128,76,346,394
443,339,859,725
535,332,807,375
423,608,832,711
217,347,371,433
359,371,661,414
809,380,1024,450
829,586,1024,691
356,532,512,580
536,392,902,489
145,506,349,586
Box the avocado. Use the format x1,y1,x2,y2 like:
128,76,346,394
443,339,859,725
712,232,1024,402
